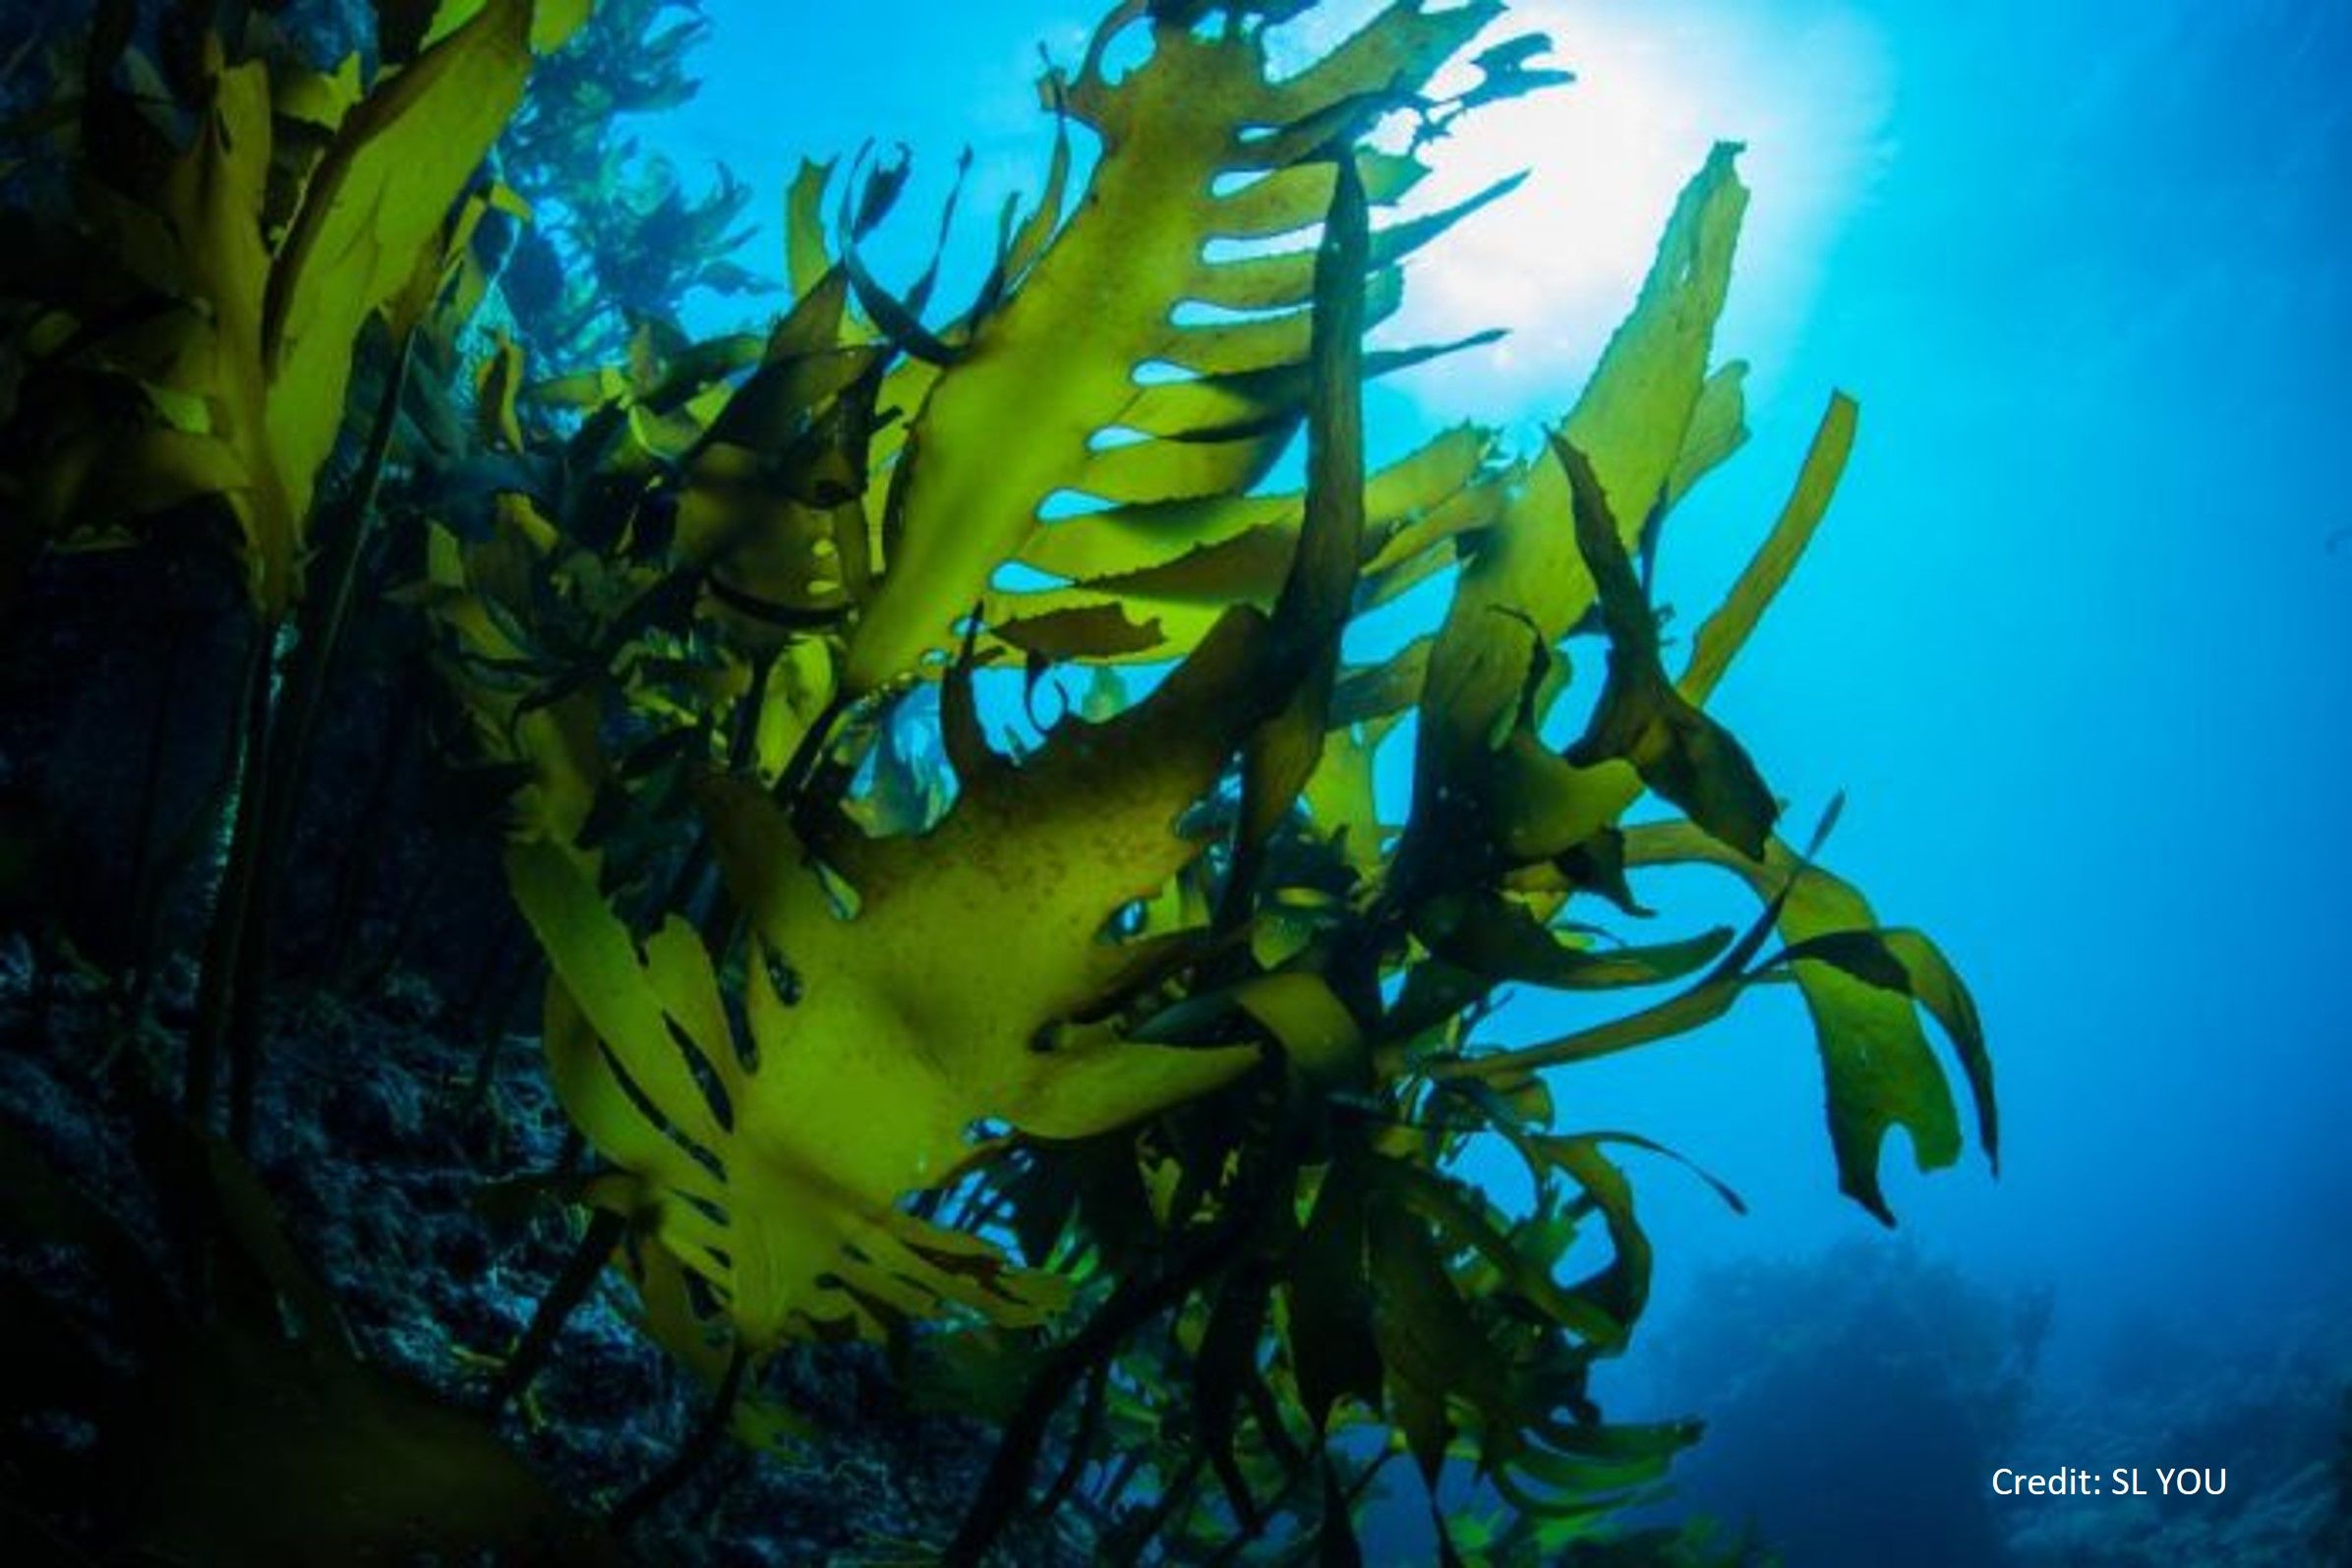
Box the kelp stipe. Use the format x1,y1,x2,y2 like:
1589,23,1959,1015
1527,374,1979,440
418,2,1993,1557
0,0,590,1144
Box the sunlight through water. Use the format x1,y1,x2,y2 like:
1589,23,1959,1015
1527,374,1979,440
1269,0,1897,423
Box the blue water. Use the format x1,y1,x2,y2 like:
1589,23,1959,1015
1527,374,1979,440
649,0,2351,1552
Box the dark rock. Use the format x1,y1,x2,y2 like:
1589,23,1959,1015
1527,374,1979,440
0,965,1090,1564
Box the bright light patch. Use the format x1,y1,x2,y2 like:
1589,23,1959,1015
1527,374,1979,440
1273,0,1894,423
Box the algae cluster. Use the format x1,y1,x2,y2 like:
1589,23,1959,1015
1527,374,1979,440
0,1,1992,1559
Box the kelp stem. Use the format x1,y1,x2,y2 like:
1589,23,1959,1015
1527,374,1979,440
121,613,188,1019
223,328,416,1145
1030,1356,1109,1520
186,625,276,1131
610,1340,750,1531
487,1205,628,1413
945,1196,1264,1564
318,666,423,972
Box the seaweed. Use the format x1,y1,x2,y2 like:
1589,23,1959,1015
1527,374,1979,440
0,0,592,1148
0,0,1995,1558
412,3,1994,1556
493,0,768,368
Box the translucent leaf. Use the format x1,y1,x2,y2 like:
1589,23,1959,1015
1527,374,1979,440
1418,145,1748,791
839,4,1506,694
261,0,538,610
1621,822,1988,1223
1678,390,1857,704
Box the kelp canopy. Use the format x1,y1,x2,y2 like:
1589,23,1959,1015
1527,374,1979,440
0,0,1992,1559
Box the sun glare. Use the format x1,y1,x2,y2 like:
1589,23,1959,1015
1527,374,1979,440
1276,0,1896,423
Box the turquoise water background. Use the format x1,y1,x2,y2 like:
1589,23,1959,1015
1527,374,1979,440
644,0,2349,1511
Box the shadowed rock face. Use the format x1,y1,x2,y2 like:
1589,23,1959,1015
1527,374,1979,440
0,958,1076,1563
1641,1245,2352,1568
1642,1245,2043,1568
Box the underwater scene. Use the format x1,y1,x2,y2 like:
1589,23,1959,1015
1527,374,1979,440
0,0,2345,1562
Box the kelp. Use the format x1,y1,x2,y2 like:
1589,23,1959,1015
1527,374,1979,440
495,0,768,368
0,0,595,1155
410,3,1993,1557
0,0,585,615
0,0,1992,1556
